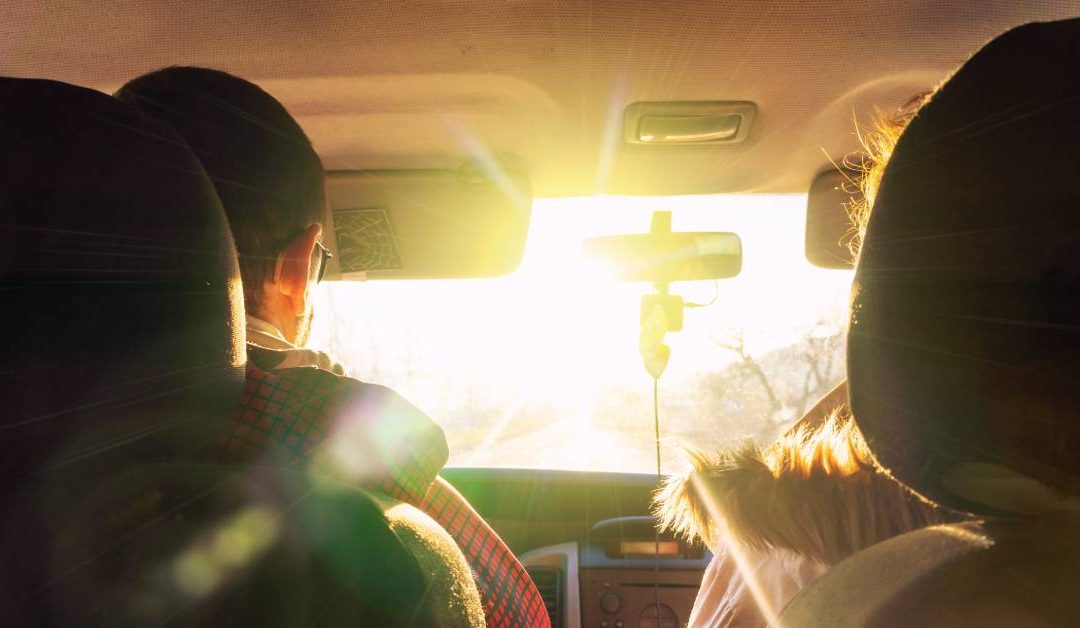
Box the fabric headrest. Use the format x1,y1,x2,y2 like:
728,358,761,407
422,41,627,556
848,18,1080,512
0,77,245,479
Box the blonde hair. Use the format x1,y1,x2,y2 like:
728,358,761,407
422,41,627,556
654,409,945,566
654,93,948,567
843,93,930,260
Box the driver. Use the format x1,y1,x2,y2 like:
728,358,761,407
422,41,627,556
116,67,549,628
655,95,938,627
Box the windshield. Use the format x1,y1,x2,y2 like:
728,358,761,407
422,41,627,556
310,194,853,473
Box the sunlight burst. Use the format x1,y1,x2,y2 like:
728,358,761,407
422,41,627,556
311,194,853,472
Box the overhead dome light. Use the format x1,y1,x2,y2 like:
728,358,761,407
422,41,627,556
624,101,756,145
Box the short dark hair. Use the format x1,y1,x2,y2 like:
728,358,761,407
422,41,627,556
116,67,325,308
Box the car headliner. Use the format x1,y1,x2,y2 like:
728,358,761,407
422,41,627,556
4,1,1079,198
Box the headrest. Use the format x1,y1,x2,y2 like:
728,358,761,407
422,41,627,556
848,18,1080,512
0,78,245,479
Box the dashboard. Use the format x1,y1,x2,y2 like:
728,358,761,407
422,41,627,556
441,469,710,628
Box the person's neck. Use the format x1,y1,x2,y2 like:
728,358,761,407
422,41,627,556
247,309,295,347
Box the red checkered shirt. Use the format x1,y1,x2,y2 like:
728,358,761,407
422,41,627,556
208,365,551,628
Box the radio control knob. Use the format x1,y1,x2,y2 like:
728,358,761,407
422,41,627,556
600,592,622,614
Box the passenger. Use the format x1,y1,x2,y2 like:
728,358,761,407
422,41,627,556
116,67,549,628
655,97,937,627
656,390,947,626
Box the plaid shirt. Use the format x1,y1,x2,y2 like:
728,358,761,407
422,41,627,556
206,365,447,504
207,361,550,628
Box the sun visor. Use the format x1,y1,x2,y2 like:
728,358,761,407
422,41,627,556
322,163,531,280
805,168,860,269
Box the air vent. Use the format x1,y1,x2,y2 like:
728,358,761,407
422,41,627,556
526,566,563,628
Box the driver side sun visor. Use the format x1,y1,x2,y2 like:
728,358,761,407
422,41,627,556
323,161,532,280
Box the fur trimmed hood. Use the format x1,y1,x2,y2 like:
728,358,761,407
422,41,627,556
654,397,948,566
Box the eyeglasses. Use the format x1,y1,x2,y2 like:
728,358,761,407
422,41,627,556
313,240,333,283
275,233,333,284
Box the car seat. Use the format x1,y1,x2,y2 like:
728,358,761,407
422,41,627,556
781,18,1080,627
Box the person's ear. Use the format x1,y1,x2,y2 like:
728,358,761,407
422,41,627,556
274,223,322,318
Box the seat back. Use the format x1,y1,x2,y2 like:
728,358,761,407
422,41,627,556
0,77,484,627
845,17,1080,513
781,517,1080,627
782,17,1080,626
0,76,244,622
0,77,245,479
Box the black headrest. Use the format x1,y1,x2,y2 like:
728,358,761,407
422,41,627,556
0,77,245,480
848,18,1080,512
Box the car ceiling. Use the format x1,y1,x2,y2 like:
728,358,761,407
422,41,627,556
4,1,1079,198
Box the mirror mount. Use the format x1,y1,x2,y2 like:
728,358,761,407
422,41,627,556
641,211,678,379
646,209,673,294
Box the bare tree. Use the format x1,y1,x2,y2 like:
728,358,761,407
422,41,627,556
711,321,844,442
792,320,843,415
714,330,783,428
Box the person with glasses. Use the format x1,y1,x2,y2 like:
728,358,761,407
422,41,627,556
240,232,341,373
117,67,551,628
119,67,340,374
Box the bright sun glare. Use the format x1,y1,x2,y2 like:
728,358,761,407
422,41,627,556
310,194,853,473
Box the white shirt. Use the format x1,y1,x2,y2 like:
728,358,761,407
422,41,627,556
245,314,346,375
689,545,827,627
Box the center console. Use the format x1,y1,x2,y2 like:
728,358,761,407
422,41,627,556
521,516,710,628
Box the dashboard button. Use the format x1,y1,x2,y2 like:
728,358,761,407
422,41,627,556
600,592,622,614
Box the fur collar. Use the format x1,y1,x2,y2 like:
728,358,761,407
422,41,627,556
654,408,949,565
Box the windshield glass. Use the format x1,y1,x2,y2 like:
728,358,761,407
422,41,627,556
310,194,853,473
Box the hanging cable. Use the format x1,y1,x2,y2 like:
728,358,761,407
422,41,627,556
684,279,719,309
652,375,662,620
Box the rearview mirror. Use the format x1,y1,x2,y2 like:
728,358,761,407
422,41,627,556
581,212,742,283
806,168,860,269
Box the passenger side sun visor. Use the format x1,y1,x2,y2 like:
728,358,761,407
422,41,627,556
322,162,531,280
805,168,861,270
